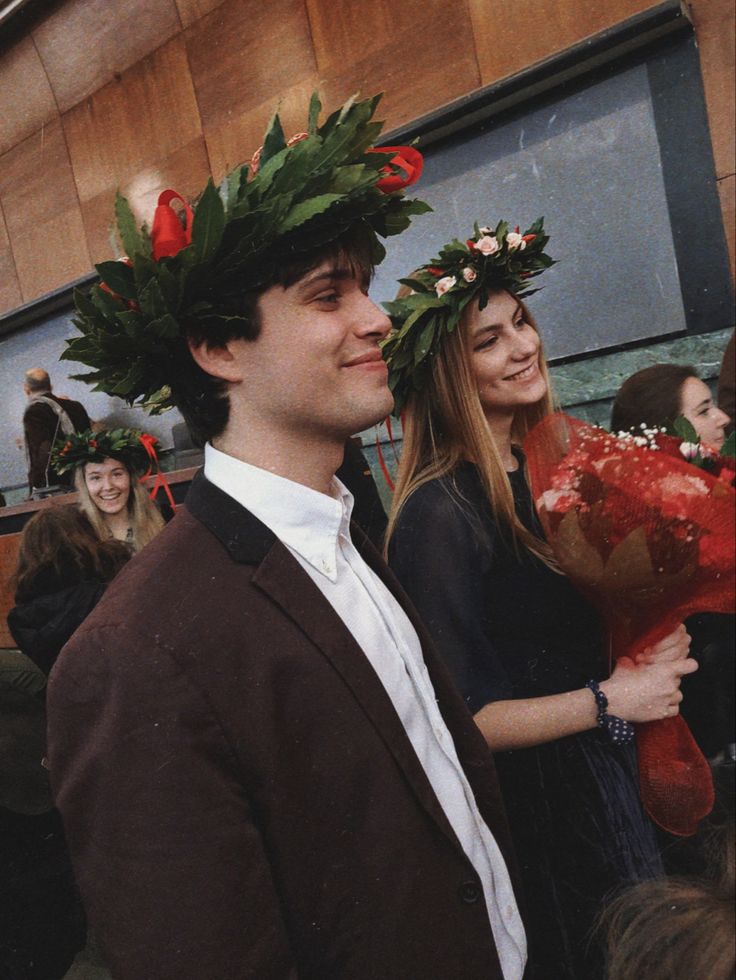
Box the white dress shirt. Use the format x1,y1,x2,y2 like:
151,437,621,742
204,444,527,979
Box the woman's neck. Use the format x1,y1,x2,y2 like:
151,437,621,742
104,509,131,541
485,409,517,471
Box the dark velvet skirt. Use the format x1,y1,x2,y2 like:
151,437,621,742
495,730,662,980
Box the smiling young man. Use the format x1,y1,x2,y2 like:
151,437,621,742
47,97,526,980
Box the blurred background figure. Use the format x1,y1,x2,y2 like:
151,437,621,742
717,329,735,437
610,362,730,450
602,820,735,980
52,429,165,554
611,364,735,768
1,504,130,980
8,505,131,676
22,369,91,497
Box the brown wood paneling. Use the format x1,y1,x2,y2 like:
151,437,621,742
62,37,205,208
469,0,658,85
0,36,58,157
186,0,316,134
690,0,736,179
0,533,21,649
0,120,91,301
204,78,319,181
717,173,735,282
80,137,212,262
0,205,22,315
32,0,182,114
306,0,481,132
174,0,225,28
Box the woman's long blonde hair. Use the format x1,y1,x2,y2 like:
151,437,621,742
385,292,556,565
75,461,165,553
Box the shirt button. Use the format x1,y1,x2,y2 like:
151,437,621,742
459,880,481,904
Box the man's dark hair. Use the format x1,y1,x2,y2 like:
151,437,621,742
610,363,698,434
173,224,377,446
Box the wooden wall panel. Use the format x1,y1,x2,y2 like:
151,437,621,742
186,0,315,135
62,36,208,257
690,0,736,178
32,0,182,114
468,0,659,83
175,0,226,28
306,0,481,132
204,78,319,182
0,533,21,649
0,120,91,301
0,36,58,158
0,206,22,313
718,174,735,280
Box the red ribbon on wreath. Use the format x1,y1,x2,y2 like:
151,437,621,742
138,433,176,513
151,190,193,261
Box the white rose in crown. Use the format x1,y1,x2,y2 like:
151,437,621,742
506,231,526,251
435,275,457,296
475,235,500,255
462,266,477,282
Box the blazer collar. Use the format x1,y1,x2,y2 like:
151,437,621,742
185,470,276,563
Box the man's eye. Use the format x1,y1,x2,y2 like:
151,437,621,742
316,292,339,304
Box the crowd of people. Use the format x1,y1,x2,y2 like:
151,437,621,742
0,92,734,979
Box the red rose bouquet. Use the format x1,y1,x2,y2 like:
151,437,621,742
524,413,735,836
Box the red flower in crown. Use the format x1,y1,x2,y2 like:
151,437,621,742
89,440,98,449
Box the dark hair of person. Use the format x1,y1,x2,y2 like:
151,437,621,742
13,505,131,603
173,224,376,446
610,363,698,434
601,820,735,980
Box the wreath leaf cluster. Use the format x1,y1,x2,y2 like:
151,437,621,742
62,93,430,413
50,428,152,476
382,217,554,415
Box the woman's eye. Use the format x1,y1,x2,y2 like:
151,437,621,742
514,318,526,329
476,336,498,351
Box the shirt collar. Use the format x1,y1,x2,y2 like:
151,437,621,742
203,443,354,582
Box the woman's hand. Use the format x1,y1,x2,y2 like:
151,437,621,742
635,624,691,665
601,654,698,724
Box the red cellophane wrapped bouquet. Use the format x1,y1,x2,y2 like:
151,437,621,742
524,413,735,836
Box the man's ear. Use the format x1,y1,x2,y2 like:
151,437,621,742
187,337,245,383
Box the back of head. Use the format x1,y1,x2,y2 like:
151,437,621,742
611,363,697,433
603,821,735,980
14,505,130,602
24,368,51,394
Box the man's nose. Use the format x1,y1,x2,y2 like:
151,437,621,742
356,294,391,339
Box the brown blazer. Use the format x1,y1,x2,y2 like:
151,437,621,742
47,473,522,980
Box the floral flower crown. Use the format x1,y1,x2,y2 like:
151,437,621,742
63,93,429,414
51,429,156,476
382,217,554,414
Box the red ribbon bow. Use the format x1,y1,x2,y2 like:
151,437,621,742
138,433,177,513
369,146,424,193
151,190,193,261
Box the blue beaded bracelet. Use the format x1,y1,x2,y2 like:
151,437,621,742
586,679,635,745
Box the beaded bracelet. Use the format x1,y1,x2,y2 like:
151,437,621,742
585,679,635,745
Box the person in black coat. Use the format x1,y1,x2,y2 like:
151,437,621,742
2,505,130,980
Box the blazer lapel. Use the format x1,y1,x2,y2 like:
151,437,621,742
251,544,463,851
186,471,467,853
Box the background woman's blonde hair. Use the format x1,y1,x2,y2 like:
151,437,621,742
75,463,165,553
385,291,556,566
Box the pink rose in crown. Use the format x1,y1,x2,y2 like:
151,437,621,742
475,235,500,255
462,266,477,283
435,275,457,296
